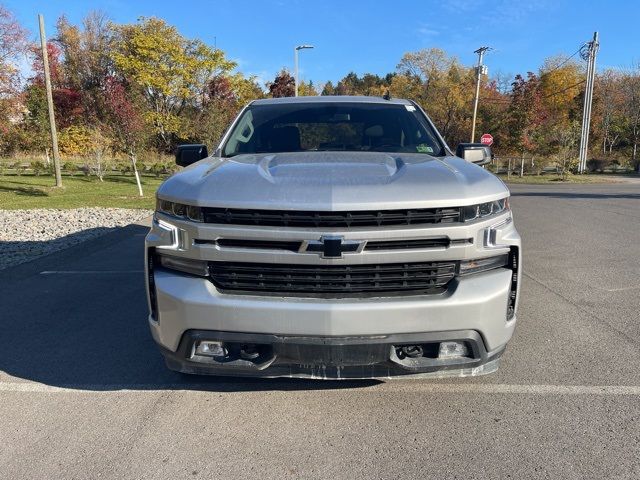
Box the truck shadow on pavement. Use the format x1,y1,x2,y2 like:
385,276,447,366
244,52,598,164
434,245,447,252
1,227,121,271
0,224,379,392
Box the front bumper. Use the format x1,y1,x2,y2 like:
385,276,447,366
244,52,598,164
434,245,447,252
148,266,517,379
160,329,504,379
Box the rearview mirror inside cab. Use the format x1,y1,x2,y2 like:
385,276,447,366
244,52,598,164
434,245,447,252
456,143,492,166
175,144,208,167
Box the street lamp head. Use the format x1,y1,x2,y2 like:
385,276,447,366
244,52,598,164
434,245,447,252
294,45,314,97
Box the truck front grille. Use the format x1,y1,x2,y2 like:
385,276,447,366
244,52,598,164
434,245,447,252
202,237,451,252
208,261,457,297
202,207,461,228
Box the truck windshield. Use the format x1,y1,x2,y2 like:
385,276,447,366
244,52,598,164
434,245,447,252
221,102,446,157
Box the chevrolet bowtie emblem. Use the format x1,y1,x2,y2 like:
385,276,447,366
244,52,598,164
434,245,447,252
300,236,365,258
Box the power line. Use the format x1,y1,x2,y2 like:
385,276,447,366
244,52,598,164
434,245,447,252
538,45,586,79
478,80,586,106
471,42,592,113
481,97,512,103
542,80,586,98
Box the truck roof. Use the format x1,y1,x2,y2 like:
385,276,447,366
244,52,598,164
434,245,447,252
250,95,413,106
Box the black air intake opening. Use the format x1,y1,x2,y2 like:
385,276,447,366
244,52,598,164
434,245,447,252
147,247,159,321
208,261,457,298
201,207,462,228
507,246,519,320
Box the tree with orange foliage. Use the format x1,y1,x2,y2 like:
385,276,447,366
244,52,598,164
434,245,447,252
0,5,28,154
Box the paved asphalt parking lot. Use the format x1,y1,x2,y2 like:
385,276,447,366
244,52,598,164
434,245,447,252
1,183,639,479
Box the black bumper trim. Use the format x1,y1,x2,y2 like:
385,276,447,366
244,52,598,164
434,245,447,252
159,329,504,379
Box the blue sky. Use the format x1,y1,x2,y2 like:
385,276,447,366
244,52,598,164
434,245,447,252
5,0,639,88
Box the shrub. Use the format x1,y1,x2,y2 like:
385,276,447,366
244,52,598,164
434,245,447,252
115,161,132,175
587,158,609,173
59,126,93,156
150,162,166,177
165,162,178,175
148,161,178,177
62,161,77,175
90,159,111,181
12,162,27,175
31,160,47,176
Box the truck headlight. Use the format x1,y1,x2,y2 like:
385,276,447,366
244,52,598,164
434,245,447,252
459,254,508,276
157,253,209,276
462,198,509,222
156,199,204,222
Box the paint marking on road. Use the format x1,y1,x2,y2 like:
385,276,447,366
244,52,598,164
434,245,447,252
39,270,144,275
0,382,639,395
601,285,640,292
387,383,640,395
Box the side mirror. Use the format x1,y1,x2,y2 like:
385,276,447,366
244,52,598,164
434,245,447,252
456,143,492,166
175,144,208,167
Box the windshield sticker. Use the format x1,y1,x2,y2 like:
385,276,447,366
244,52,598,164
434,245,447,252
405,105,416,112
417,144,434,153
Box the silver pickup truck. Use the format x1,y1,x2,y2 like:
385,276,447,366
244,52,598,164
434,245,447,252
145,96,521,379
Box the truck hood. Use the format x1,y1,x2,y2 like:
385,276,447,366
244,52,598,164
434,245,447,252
157,151,509,210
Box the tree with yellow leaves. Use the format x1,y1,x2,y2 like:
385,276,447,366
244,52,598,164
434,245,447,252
111,17,236,151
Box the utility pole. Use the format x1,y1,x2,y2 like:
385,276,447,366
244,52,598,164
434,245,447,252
578,32,599,173
38,14,62,187
294,44,314,97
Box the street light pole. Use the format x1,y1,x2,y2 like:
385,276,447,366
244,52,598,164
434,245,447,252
294,45,314,97
470,46,491,143
294,47,298,96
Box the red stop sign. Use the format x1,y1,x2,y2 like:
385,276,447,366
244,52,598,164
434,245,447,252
480,133,493,146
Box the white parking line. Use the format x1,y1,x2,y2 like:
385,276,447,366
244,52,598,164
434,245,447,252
601,285,640,292
0,382,639,395
388,383,640,395
39,270,144,275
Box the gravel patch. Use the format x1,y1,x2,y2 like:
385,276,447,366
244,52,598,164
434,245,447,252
0,208,152,270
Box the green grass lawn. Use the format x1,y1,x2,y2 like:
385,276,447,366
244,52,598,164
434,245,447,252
0,171,628,211
0,174,165,209
497,173,619,184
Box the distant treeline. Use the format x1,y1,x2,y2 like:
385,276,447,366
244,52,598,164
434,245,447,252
1,6,639,173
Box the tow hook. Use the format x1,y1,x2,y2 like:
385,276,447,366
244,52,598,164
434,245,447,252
396,345,424,359
240,344,260,360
